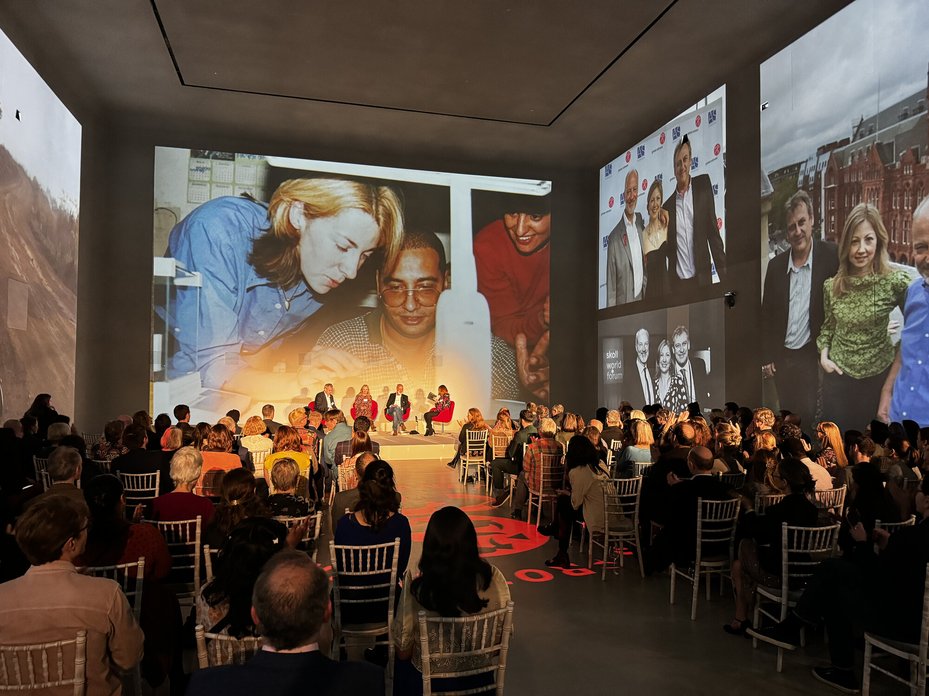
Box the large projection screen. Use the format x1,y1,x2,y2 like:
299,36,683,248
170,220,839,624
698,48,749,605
0,29,81,422
152,149,552,424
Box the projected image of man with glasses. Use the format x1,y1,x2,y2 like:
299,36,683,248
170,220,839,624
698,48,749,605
312,230,522,400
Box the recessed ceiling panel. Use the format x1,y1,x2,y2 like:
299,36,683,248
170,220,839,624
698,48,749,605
154,0,668,125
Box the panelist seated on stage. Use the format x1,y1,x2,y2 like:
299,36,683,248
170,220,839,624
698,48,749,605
385,385,411,436
307,229,525,402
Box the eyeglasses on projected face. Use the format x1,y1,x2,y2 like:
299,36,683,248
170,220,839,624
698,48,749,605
380,285,442,308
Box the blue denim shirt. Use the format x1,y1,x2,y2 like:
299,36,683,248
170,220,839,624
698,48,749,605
166,196,322,388
890,279,929,424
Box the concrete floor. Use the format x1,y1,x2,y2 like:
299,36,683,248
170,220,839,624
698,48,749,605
320,458,905,696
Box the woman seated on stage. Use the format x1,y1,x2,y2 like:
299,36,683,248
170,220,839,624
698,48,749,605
423,385,452,437
352,384,375,420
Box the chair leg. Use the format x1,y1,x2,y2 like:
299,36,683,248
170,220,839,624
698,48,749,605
669,564,676,605
862,638,872,696
752,602,760,649
635,530,645,578
776,646,784,673
705,570,712,601
691,569,700,621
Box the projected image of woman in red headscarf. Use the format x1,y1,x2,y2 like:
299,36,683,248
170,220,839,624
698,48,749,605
163,179,403,399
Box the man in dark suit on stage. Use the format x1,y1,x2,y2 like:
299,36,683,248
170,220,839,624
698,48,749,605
385,384,410,436
606,168,647,306
761,190,838,429
186,550,383,696
625,328,655,408
314,384,337,413
662,135,726,291
671,326,709,406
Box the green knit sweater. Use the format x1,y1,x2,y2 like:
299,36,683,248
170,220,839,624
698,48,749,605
816,269,910,379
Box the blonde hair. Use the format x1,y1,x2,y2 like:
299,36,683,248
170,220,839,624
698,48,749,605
217,416,237,433
467,407,487,429
288,408,308,428
250,178,404,288
242,415,266,437
831,203,891,298
630,419,653,447
753,431,777,453
818,421,849,469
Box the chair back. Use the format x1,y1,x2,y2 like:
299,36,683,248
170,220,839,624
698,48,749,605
337,460,357,492
202,545,220,585
32,457,49,489
530,452,564,496
145,516,202,598
0,630,87,695
490,432,511,459
778,523,841,593
609,439,622,451
810,486,847,515
328,538,401,631
630,461,652,479
273,512,323,561
604,477,642,534
118,471,161,508
418,601,515,696
719,471,746,489
694,497,740,564
91,459,112,474
754,492,787,514
875,515,917,534
604,449,614,477
464,429,489,458
194,625,261,668
82,432,103,448
78,558,145,621
250,449,269,477
432,402,454,425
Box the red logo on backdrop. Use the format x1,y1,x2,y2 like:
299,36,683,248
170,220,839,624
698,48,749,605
608,196,614,208
695,114,701,127
660,132,666,145
403,500,549,558
717,217,723,230
641,179,648,191
625,151,631,163
714,143,721,156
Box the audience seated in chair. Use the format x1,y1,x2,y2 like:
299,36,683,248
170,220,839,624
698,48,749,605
30,445,85,506
263,425,317,502
334,416,381,466
267,458,313,517
331,451,380,534
151,446,216,524
490,409,537,512
186,550,383,696
510,417,562,521
0,495,144,695
204,470,270,550
112,423,173,496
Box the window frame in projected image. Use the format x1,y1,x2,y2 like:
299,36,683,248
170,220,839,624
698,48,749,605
760,0,928,430
151,147,552,424
597,87,726,311
0,28,81,422
598,299,725,414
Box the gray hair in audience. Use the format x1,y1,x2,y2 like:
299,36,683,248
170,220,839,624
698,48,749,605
539,417,557,437
47,422,71,443
270,457,300,492
48,446,82,482
169,446,203,486
252,550,329,650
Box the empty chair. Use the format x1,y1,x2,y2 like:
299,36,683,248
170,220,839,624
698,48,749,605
195,625,261,668
592,477,643,579
670,497,741,621
0,629,87,695
752,523,841,672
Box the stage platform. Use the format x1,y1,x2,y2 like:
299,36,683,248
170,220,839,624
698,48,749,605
370,430,458,461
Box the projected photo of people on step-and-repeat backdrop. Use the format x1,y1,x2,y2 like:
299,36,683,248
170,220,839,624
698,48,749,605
151,148,552,423
761,0,929,430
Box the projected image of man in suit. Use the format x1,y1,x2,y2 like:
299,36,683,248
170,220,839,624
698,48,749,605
672,325,709,406
606,168,646,305
761,190,838,429
663,135,726,291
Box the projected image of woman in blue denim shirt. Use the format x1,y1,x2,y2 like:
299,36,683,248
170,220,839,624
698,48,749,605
164,178,404,398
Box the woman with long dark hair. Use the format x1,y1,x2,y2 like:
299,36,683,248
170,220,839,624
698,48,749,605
24,393,56,439
394,506,510,694
333,459,411,623
196,517,287,637
203,469,270,549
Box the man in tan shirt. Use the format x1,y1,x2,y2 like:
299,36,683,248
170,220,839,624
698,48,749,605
0,495,144,695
